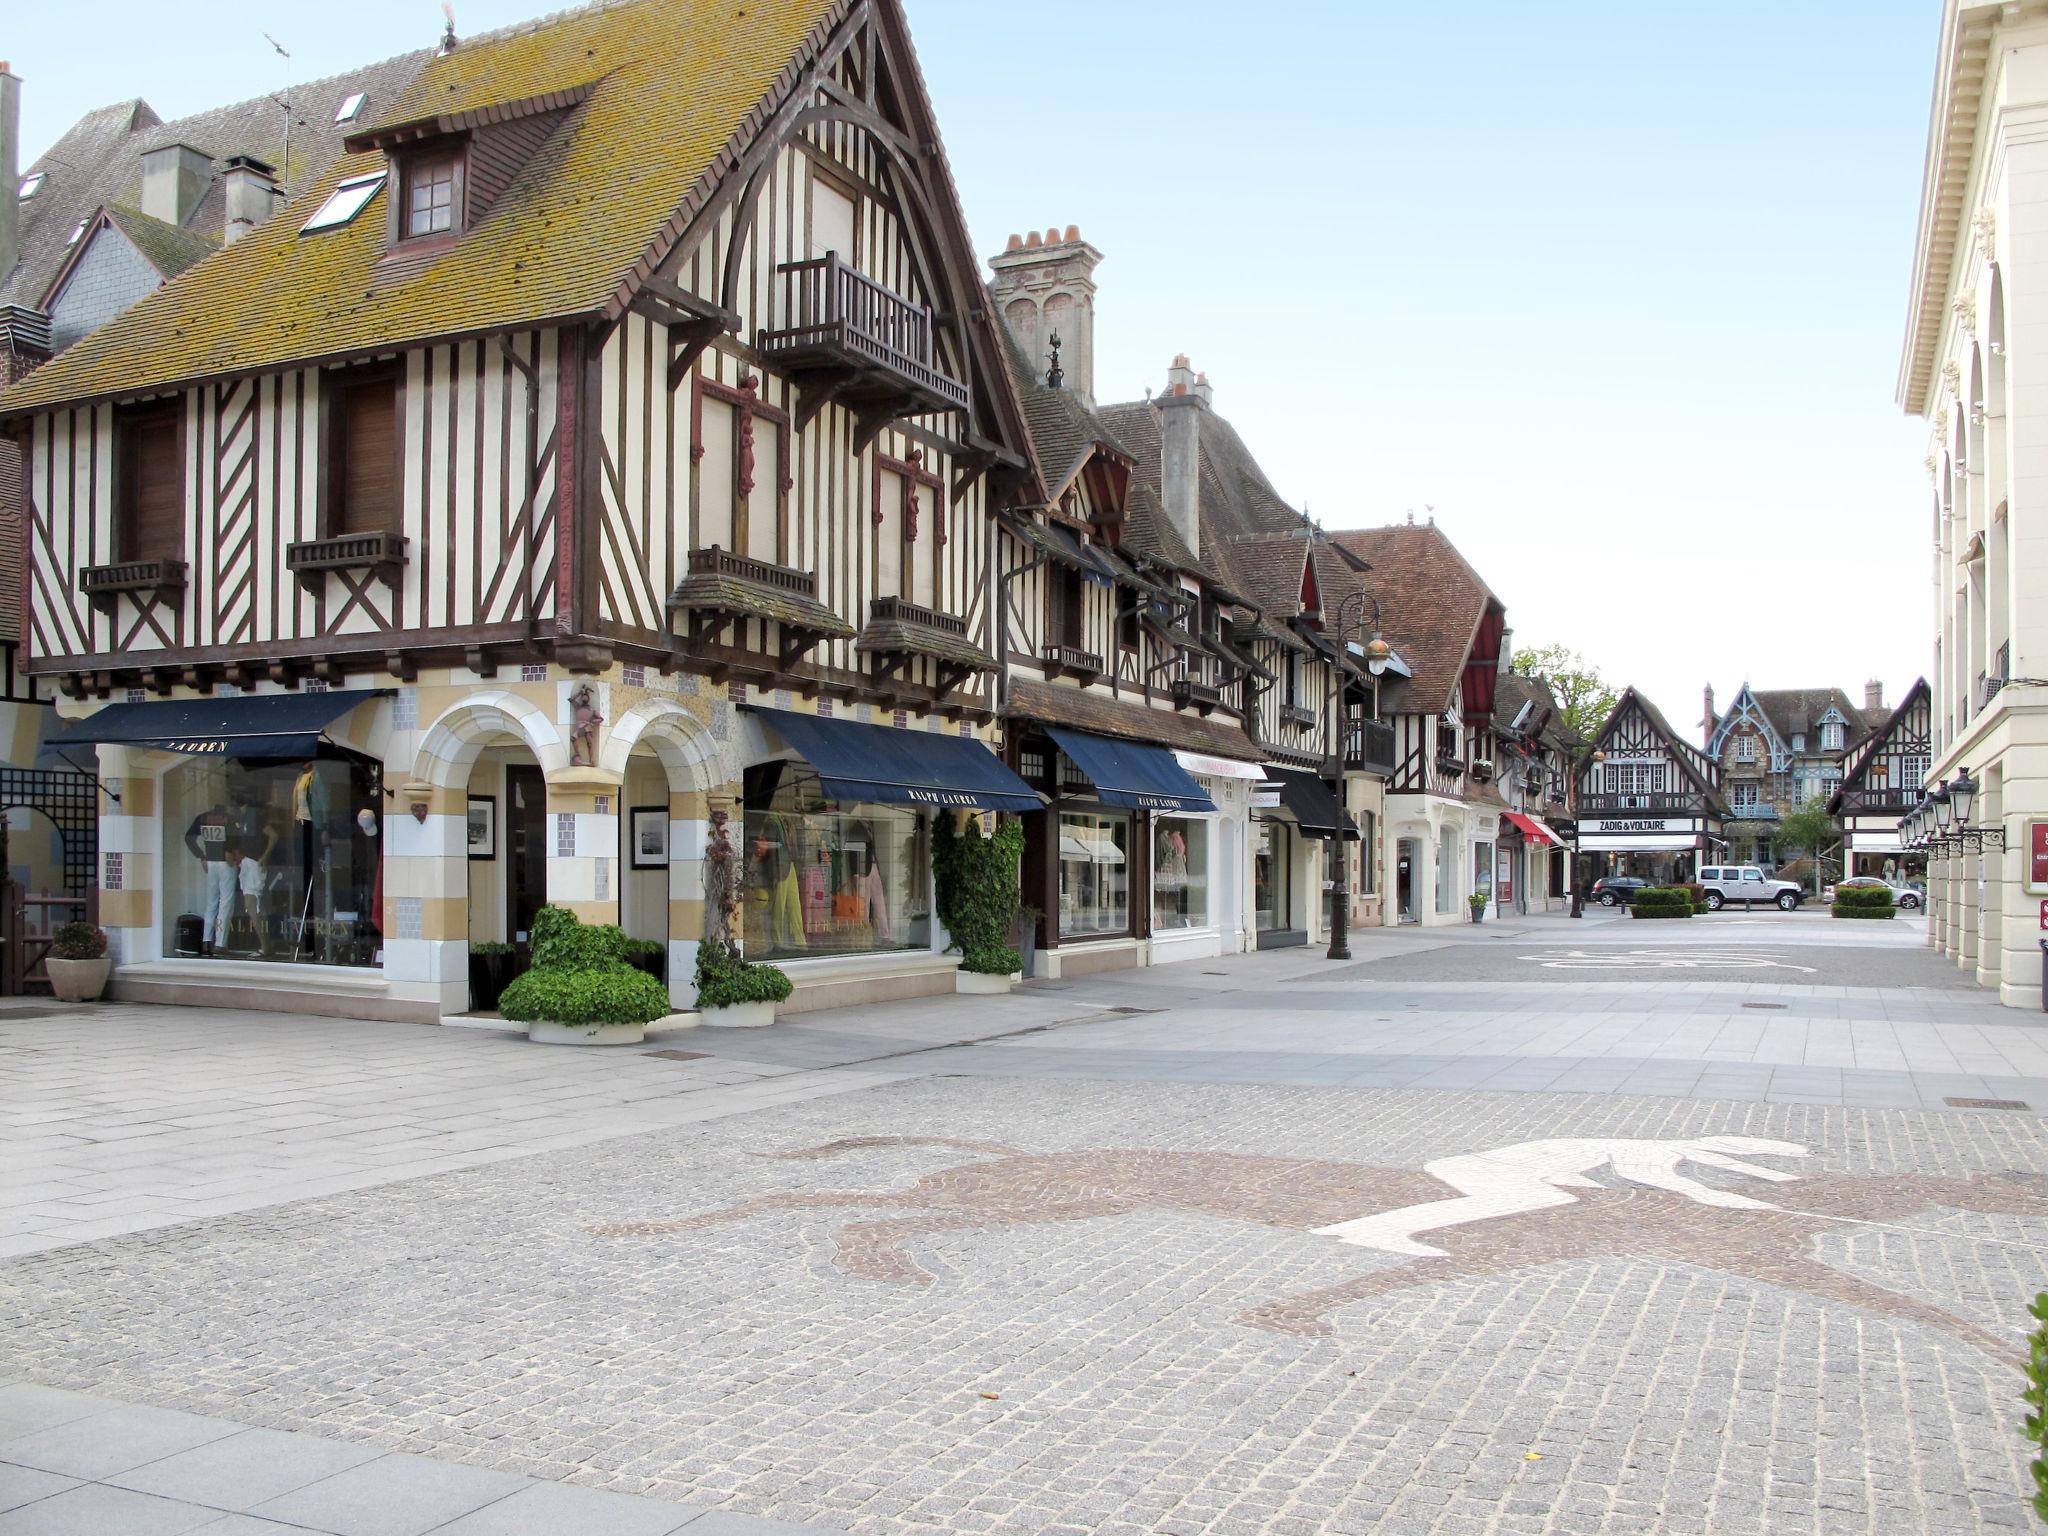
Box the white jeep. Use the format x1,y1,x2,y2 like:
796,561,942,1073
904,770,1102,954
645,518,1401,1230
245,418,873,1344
1697,865,1806,912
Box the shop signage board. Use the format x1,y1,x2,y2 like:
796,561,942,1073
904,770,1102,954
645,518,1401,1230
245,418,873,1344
2030,821,2048,895
1583,818,1683,835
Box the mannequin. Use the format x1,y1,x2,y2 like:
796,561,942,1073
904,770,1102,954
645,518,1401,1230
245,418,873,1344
185,797,236,956
292,760,330,954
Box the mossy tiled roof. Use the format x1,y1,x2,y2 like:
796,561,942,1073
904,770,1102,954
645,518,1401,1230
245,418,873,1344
0,0,843,415
856,615,998,673
671,569,855,638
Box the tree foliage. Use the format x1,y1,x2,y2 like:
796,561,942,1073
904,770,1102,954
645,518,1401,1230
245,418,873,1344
1509,643,1620,741
933,812,1025,975
1776,798,1838,897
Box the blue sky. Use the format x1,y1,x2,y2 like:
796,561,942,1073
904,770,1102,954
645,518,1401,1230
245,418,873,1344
11,0,1940,732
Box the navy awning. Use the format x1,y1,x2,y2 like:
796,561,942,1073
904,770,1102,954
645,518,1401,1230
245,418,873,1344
751,707,1043,813
45,689,389,760
1264,765,1358,840
1046,727,1217,813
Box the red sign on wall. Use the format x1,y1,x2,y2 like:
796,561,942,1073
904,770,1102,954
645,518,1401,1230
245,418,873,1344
2033,821,2048,894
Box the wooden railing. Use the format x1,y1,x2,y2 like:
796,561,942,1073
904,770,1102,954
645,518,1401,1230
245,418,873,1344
286,530,408,591
1041,643,1104,677
689,545,819,597
80,558,186,612
761,255,970,410
2,888,90,996
1341,716,1397,775
1279,703,1317,731
869,595,966,635
1171,678,1223,713
1579,792,1713,816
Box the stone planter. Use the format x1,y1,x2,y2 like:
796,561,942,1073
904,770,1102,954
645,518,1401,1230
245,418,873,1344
526,1019,647,1046
699,1001,775,1029
955,970,1019,995
46,956,111,1003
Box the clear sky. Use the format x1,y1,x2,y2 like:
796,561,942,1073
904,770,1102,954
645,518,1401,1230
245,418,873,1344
10,0,1940,738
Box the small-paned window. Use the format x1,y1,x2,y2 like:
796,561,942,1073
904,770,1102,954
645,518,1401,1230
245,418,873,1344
405,154,459,238
325,367,401,536
116,404,184,563
302,172,386,234
18,173,44,200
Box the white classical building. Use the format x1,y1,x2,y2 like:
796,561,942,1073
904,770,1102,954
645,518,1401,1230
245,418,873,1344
1900,1,2048,1010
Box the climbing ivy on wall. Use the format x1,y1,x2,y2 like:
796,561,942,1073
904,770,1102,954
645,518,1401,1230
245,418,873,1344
932,812,1025,976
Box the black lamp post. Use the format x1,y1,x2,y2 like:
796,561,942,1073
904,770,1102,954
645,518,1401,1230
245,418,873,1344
1325,590,1390,961
1570,747,1604,918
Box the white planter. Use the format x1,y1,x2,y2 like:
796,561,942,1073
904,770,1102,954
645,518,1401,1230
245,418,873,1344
955,970,1019,995
46,957,111,1004
526,1019,647,1046
699,1001,776,1029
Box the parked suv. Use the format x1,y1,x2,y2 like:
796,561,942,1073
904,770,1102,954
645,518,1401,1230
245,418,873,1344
1697,866,1805,911
1590,877,1648,907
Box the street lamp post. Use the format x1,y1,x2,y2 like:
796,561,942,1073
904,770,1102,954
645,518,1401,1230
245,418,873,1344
1570,748,1605,918
1325,590,1390,961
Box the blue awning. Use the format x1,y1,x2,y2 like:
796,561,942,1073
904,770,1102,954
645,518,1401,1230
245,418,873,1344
1046,727,1217,813
45,689,389,760
751,708,1043,813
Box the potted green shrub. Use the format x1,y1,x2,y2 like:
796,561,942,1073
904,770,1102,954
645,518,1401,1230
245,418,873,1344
934,814,1026,992
693,940,792,1027
1467,890,1489,924
46,921,111,1003
1831,885,1897,920
1629,886,1695,920
499,906,672,1045
468,940,514,1012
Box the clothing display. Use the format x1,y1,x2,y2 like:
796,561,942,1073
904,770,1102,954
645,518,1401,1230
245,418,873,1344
742,770,930,961
202,860,235,945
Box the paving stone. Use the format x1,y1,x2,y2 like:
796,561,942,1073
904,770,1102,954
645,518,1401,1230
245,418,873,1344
0,1482,220,1535
0,1404,244,1479
0,1460,81,1514
247,1453,531,1535
110,1426,383,1508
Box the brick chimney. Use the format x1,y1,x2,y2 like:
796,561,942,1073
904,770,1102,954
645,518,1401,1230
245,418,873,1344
989,223,1102,407
0,65,20,287
222,155,279,244
1865,678,1884,714
1702,683,1717,743
1158,354,1203,560
140,142,211,227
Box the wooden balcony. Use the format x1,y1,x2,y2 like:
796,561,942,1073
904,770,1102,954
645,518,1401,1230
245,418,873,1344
1579,792,1713,816
81,558,187,612
1341,716,1397,776
1171,678,1224,715
760,256,970,435
686,545,818,598
869,594,966,636
1279,703,1317,731
286,530,408,592
1727,803,1780,821
1041,643,1104,682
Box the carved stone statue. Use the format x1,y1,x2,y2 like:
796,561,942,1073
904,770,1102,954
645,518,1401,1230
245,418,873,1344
702,807,742,956
568,684,603,768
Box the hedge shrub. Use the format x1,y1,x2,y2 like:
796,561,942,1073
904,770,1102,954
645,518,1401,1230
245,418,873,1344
693,941,794,1009
1831,885,1896,920
498,906,671,1028
1631,887,1696,920
933,813,1026,975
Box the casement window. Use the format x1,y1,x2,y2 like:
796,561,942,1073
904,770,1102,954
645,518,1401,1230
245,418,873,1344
808,169,859,264
402,151,461,239
1050,565,1084,650
115,403,184,563
1736,735,1755,763
1283,651,1302,708
1821,720,1844,752
324,366,402,536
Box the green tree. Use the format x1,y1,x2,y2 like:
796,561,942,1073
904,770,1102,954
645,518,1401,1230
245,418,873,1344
1510,643,1620,742
1776,798,1838,898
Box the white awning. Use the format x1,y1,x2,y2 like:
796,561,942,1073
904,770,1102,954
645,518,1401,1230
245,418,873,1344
1578,834,1702,852
1059,833,1126,865
1172,749,1266,782
1850,831,1906,853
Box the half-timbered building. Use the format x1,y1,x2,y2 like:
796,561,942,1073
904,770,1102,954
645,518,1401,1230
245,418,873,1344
1490,671,1578,914
1828,677,1933,884
0,0,1054,1020
1701,680,1884,867
1575,688,1728,885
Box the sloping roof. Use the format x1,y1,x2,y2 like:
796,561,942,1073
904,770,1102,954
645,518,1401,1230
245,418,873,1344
1,0,843,413
1328,521,1501,716
1495,671,1564,743
1834,677,1932,804
1006,677,1261,761
999,324,1129,502
1749,687,1874,748
102,206,218,282
2,52,432,316
1591,686,1728,813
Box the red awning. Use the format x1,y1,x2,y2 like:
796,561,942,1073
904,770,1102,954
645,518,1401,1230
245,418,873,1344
1502,811,1558,846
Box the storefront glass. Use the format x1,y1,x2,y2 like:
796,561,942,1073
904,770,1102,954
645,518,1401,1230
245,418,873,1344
1058,809,1130,936
1436,833,1461,914
160,754,382,966
743,765,931,961
1473,840,1494,906
1151,816,1210,931
1254,818,1290,931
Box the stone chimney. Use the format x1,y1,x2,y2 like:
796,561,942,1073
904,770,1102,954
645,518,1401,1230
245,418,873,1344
1702,683,1717,743
1865,678,1884,714
1157,354,1204,560
140,142,211,227
0,65,20,287
989,223,1102,407
1497,626,1513,675
222,155,279,244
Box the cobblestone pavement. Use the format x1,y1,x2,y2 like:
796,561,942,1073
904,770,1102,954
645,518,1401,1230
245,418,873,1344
6,913,2048,1533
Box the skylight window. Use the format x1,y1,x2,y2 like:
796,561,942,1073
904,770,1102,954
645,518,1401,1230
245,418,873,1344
66,219,86,246
334,92,365,124
18,172,43,199
300,171,386,234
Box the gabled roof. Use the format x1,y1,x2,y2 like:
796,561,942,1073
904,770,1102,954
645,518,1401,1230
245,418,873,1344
1494,671,1578,751
999,325,1132,509
38,205,219,316
1589,686,1728,813
1834,677,1932,802
1,0,847,414
1327,521,1501,717
1709,682,1875,761
2,52,432,316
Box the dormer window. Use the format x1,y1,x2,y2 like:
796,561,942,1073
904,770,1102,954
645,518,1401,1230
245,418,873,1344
403,151,462,238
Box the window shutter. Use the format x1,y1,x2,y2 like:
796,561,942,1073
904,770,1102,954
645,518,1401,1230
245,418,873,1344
337,376,400,535
121,409,183,562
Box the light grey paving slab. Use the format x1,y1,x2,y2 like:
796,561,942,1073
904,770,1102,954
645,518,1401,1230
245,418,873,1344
0,1481,221,1536
187,1518,322,1535
249,1453,529,1536
430,1479,700,1534
674,1514,851,1536
0,1383,118,1443
0,1404,244,1479
0,1460,80,1514
110,1427,383,1509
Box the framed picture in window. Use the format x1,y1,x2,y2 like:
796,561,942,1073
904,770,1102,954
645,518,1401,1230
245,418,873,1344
630,806,669,869
466,796,496,861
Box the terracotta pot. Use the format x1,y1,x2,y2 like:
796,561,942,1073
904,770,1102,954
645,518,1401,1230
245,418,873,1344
47,956,112,1004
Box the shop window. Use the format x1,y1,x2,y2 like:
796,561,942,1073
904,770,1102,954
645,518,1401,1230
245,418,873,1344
1151,816,1209,931
1548,849,1566,898
116,403,183,562
1436,833,1460,915
1472,840,1493,903
325,366,401,535
1058,810,1129,937
1254,819,1289,932
1358,811,1376,895
742,763,931,961
160,755,382,966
